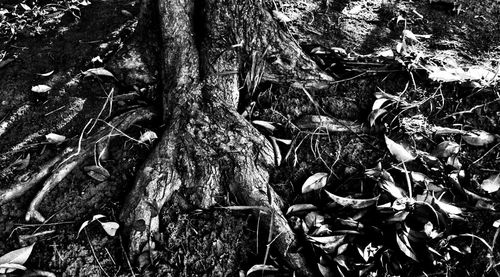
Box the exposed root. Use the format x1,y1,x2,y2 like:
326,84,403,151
21,107,157,222
0,104,31,138
0,150,66,205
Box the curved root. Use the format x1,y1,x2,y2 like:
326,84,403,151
19,107,158,222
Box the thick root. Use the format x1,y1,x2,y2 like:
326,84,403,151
22,107,157,222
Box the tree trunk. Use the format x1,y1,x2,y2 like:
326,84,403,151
118,0,333,275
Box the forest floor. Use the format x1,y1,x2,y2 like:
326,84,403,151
0,0,499,276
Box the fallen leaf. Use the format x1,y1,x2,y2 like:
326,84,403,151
380,179,406,199
0,263,27,273
385,135,415,162
369,109,387,127
318,263,334,277
45,133,66,144
139,130,158,144
396,232,419,262
84,165,110,182
410,171,432,186
302,172,328,193
19,3,31,10
434,198,462,215
304,211,325,229
83,67,115,78
77,215,107,238
0,244,34,274
91,56,103,63
307,235,345,245
432,141,460,158
247,264,278,276
286,204,318,216
251,120,276,133
462,130,496,146
372,98,391,110
446,155,462,169
99,221,119,236
481,174,500,193
324,190,379,209
31,85,51,93
36,70,54,77
362,243,382,262
121,9,133,17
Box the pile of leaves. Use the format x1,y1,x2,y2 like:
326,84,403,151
250,8,500,276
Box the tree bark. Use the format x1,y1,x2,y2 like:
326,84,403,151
118,0,330,275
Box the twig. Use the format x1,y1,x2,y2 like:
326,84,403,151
118,233,136,277
472,142,500,165
44,105,65,117
85,229,111,277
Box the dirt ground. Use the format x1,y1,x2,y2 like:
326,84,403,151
0,0,499,276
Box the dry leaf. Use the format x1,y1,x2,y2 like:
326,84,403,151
302,172,328,193
372,98,391,110
380,179,406,199
36,70,54,77
45,133,66,144
432,141,460,158
91,56,103,63
84,165,110,182
307,235,345,245
100,221,119,236
31,85,51,93
77,215,106,238
318,263,334,277
251,120,276,133
385,135,415,162
19,3,31,10
481,174,500,193
462,130,496,146
396,232,419,262
247,264,278,276
139,130,158,144
369,109,387,127
286,204,318,216
434,198,462,215
121,9,133,17
0,244,34,274
83,67,115,78
304,211,325,229
324,190,379,209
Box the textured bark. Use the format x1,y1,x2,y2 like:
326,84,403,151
119,0,331,275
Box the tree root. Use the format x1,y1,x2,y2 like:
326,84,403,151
0,107,157,222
